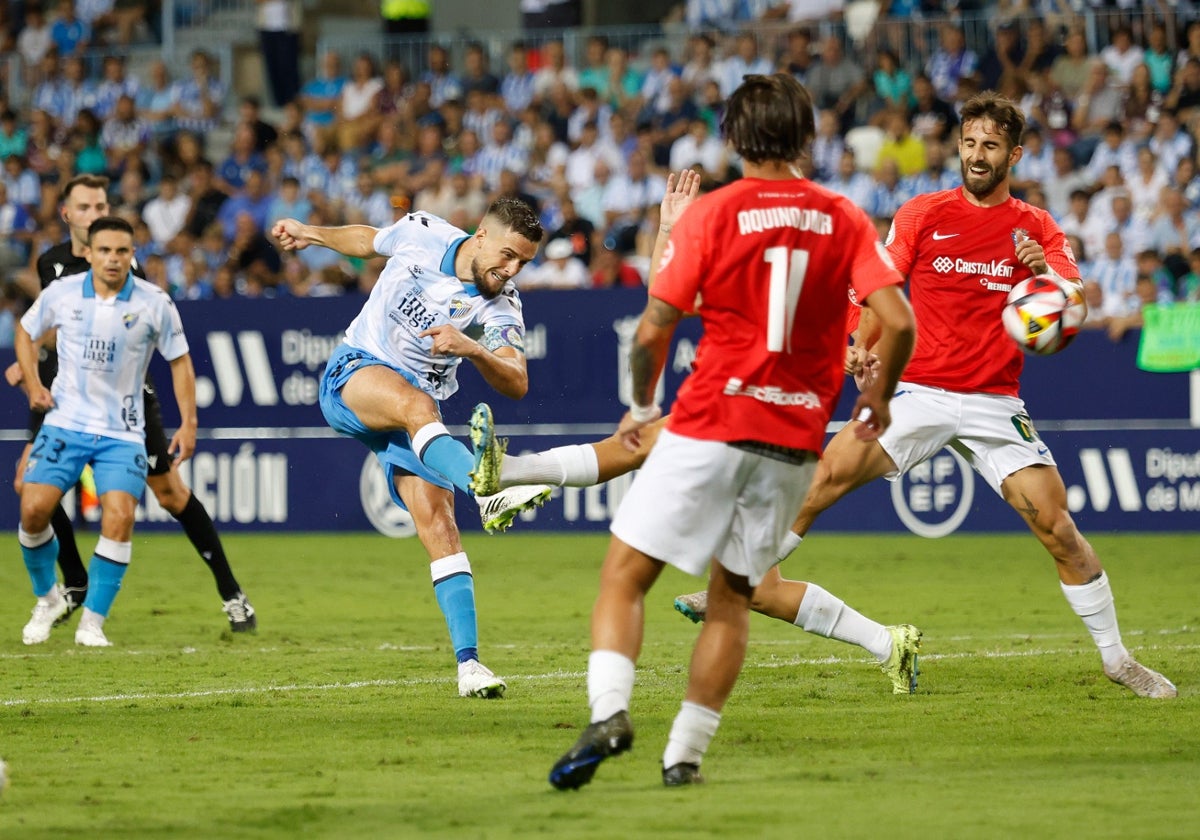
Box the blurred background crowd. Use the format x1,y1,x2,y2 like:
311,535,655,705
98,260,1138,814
1,0,1199,348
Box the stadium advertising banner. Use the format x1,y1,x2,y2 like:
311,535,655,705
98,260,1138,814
1,290,1196,536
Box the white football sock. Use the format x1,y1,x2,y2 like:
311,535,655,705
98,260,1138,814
588,649,635,723
499,445,599,488
662,701,721,769
776,530,803,561
1061,572,1128,670
795,583,893,662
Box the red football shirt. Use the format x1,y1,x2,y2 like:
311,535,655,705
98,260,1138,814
652,177,904,452
887,187,1079,396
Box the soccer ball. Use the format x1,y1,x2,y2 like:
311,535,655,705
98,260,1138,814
1001,275,1085,356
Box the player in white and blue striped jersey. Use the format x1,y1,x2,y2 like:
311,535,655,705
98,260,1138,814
272,198,551,698
15,216,197,648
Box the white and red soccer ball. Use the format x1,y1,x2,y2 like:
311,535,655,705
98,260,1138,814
1002,275,1086,356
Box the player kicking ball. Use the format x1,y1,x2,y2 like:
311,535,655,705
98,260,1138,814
273,199,553,698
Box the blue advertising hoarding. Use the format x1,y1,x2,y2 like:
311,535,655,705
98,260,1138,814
2,290,1196,535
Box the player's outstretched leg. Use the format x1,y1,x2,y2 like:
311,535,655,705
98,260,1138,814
673,577,923,694
468,403,505,497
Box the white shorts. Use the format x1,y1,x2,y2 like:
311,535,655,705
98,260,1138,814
878,382,1057,496
611,429,817,586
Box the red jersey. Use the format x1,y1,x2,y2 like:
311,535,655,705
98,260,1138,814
653,177,904,452
887,187,1079,396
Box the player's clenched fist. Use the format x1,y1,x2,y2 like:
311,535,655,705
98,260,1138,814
272,219,310,251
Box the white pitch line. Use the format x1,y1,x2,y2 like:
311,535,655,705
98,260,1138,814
2,643,1195,708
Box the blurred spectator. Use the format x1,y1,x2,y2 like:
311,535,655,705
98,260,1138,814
640,47,679,117
93,55,138,121
143,175,191,247
184,160,228,238
501,42,537,114
780,27,814,84
872,49,913,113
1134,248,1179,303
1146,187,1200,274
300,51,346,145
217,123,268,192
218,170,272,241
1109,190,1150,256
1123,64,1164,143
868,158,907,220
258,0,301,107
979,22,1023,93
490,168,540,214
804,35,866,133
343,170,393,227
1147,111,1193,181
1019,18,1059,77
1091,230,1138,320
532,39,580,102
70,109,106,175
335,53,384,152
229,210,281,283
824,148,874,209
0,283,28,347
136,60,177,141
1084,121,1137,187
808,109,843,183
591,244,641,288
1050,31,1092,101
902,139,955,196
2,155,40,212
523,236,590,289
1144,22,1174,95
476,119,528,193
926,24,979,102
669,117,726,178
1042,147,1091,220
1100,26,1143,89
565,120,622,193
716,32,773,99
1107,275,1167,342
50,0,91,56
1178,247,1200,301
548,194,594,266
421,44,463,108
876,109,924,178
681,33,720,98
0,111,27,161
267,175,312,228
1127,146,1168,221
17,4,54,74
462,42,500,97
1011,127,1054,196
578,35,610,98
415,165,487,223
602,149,665,254
0,181,36,271
1164,58,1200,123
239,96,280,153
643,77,697,168
909,75,957,143
374,60,412,122
173,50,226,138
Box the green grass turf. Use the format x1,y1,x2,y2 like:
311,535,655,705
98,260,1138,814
1,532,1197,839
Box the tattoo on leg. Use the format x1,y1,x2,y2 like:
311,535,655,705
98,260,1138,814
1016,494,1039,521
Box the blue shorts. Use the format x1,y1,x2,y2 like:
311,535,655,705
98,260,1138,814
319,344,451,510
24,425,149,498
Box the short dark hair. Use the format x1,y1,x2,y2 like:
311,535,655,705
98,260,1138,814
720,73,815,165
87,215,134,243
60,174,110,204
484,197,544,244
958,91,1025,149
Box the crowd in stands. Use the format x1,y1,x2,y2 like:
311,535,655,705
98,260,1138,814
2,2,1200,348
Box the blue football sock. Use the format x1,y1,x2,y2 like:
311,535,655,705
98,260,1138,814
418,434,475,495
433,572,479,664
20,534,59,596
84,555,129,618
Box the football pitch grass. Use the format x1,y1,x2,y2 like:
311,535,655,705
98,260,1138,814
1,532,1197,839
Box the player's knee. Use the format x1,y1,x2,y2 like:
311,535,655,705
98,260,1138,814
19,498,52,532
149,478,188,514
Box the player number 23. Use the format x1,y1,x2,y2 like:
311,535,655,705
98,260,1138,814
763,246,809,353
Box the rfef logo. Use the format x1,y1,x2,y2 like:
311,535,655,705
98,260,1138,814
891,447,975,538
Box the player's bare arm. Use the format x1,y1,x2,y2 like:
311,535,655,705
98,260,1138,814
271,220,379,259
419,324,529,400
617,296,683,446
168,353,198,463
647,170,701,300
851,285,915,441
14,324,52,413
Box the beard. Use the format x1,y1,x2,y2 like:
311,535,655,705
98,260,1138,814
961,158,1009,199
470,257,503,300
